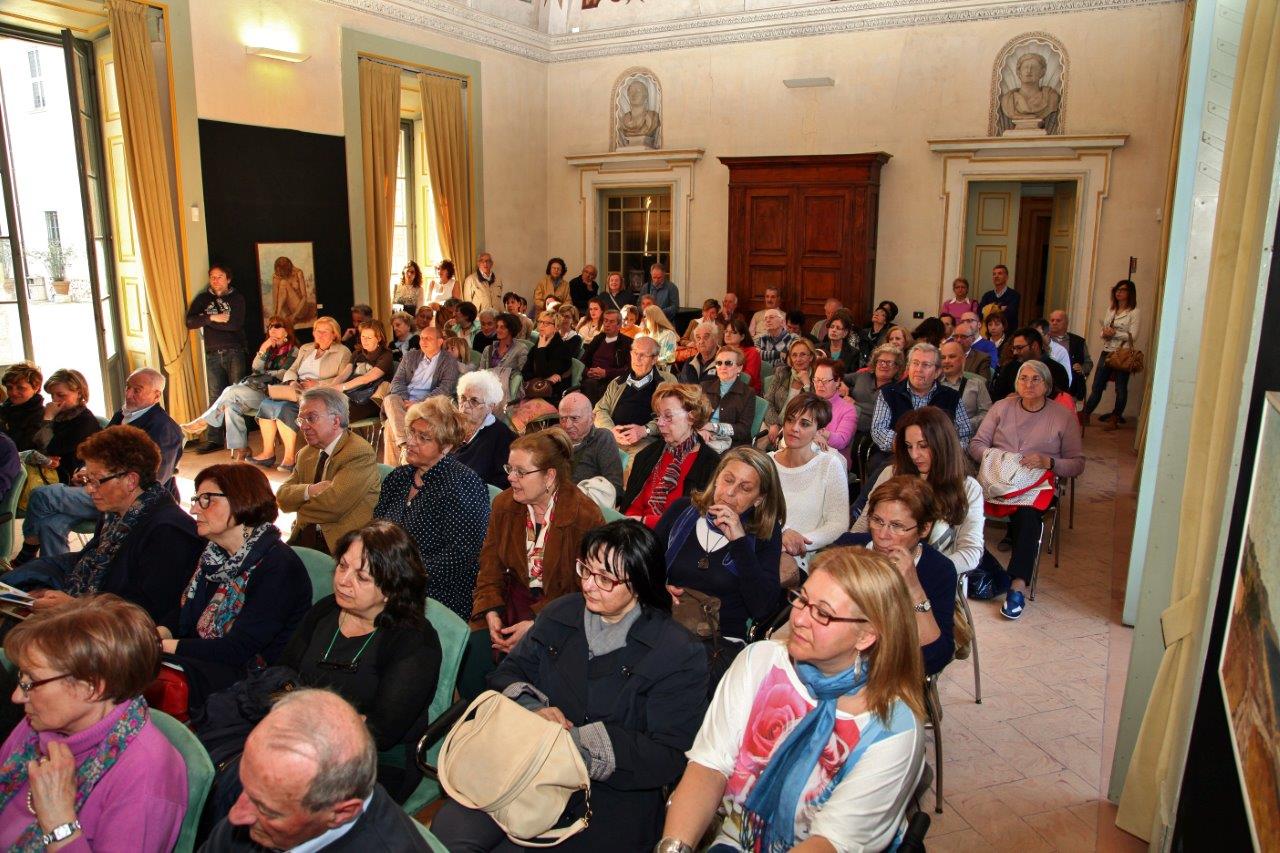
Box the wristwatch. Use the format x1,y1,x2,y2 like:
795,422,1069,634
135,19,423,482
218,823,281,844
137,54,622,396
40,820,81,846
914,599,932,613
655,839,694,853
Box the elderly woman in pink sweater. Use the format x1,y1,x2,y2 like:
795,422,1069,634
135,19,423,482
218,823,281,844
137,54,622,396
969,359,1084,620
812,358,857,458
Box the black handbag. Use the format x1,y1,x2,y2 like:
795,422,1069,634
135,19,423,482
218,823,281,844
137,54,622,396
966,551,1012,600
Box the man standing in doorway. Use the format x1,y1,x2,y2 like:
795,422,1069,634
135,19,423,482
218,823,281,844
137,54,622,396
978,264,1021,327
640,263,680,324
1048,309,1093,399
185,263,247,454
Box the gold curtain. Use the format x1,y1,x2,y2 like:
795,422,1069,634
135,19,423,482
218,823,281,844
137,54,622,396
105,0,202,422
1116,0,1280,840
419,73,475,278
359,59,402,322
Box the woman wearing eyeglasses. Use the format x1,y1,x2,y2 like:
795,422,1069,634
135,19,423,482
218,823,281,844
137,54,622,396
337,320,394,422
833,476,957,675
182,315,298,461
155,463,311,711
5,426,202,624
850,343,904,439
434,520,709,853
251,316,351,473
462,429,604,699
970,359,1084,620
697,346,755,452
660,548,925,853
619,383,721,527
520,311,574,400
0,595,188,852
450,370,516,489
278,520,441,800
374,398,490,622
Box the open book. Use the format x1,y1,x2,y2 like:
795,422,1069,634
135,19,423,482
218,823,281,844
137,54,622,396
0,581,34,619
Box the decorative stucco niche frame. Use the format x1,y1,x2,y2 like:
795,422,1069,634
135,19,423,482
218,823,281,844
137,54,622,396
990,32,1069,136
610,67,663,151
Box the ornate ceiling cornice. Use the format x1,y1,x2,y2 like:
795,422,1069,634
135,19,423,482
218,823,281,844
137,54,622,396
319,0,1181,63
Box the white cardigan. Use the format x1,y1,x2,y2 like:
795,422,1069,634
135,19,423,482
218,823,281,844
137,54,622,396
771,449,850,569
851,467,985,574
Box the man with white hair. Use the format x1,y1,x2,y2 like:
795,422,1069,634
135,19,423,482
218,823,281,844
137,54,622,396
753,309,794,367
593,336,675,452
810,297,843,341
559,391,624,503
718,291,743,327
276,388,380,555
204,689,431,851
1048,309,1092,399
12,367,183,564
748,287,784,337
678,321,720,383
462,251,504,312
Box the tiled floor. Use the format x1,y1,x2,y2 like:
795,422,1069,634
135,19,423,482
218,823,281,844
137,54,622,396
174,422,1149,851
926,423,1145,852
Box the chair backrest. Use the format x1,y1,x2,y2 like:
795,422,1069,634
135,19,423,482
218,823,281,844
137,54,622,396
377,463,395,484
0,465,28,557
399,599,469,814
487,483,502,502
95,415,109,429
412,818,450,853
602,505,626,523
292,546,334,603
150,709,215,853
508,371,523,401
760,360,775,384
469,349,483,368
570,358,585,387
751,396,768,437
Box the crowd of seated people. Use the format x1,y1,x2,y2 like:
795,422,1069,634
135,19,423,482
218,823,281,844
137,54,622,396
0,258,1116,852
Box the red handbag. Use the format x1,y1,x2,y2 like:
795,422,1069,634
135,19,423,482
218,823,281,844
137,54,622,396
144,665,191,722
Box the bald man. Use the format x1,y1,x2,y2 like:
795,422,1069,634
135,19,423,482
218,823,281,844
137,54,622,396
559,392,624,500
204,689,430,852
1048,309,1092,399
13,367,183,565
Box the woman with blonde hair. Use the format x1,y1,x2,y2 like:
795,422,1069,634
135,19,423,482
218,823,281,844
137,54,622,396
251,316,351,472
883,325,914,363
620,382,720,526
660,547,925,853
374,396,490,621
338,319,394,421
656,446,785,652
638,304,679,364
443,336,475,375
759,337,820,448
30,368,100,485
462,427,604,698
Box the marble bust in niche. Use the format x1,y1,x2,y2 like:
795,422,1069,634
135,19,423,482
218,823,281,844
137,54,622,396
611,70,663,150
991,34,1067,136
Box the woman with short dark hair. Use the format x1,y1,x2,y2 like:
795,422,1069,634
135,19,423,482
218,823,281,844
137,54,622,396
0,595,188,851
157,463,312,708
279,520,442,799
480,312,532,393
434,520,710,853
6,425,202,623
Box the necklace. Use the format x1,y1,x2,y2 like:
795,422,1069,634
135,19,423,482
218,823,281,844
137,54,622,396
320,615,378,671
1019,398,1047,413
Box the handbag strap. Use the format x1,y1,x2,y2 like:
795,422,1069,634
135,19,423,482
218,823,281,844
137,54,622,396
509,807,592,848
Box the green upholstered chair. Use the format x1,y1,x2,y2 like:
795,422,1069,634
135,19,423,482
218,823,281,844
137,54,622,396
150,709,215,853
291,546,334,603
0,466,27,560
487,483,502,502
398,599,469,815
377,463,395,484
412,819,449,853
569,358,585,387
751,396,769,439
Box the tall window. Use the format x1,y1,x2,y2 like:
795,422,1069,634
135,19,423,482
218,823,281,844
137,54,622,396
602,190,671,291
27,49,44,110
389,120,415,302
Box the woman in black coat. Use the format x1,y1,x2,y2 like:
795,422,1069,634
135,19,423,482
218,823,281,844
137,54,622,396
698,345,757,449
521,311,574,399
433,521,709,853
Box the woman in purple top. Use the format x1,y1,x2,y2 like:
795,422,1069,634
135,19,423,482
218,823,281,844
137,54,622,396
0,594,187,852
969,360,1084,620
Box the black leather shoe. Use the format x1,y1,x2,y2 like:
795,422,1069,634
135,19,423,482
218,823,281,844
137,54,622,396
191,441,222,455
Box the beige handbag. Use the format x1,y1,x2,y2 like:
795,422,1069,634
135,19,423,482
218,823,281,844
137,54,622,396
439,691,591,847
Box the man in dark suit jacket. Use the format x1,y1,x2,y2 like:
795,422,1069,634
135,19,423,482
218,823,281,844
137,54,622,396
12,367,184,563
568,264,600,314
989,327,1072,402
201,689,432,852
1049,309,1093,399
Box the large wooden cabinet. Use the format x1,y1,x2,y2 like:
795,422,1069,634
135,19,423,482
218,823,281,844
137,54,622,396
720,153,890,325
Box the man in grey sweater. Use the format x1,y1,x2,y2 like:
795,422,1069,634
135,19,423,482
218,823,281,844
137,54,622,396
559,392,624,503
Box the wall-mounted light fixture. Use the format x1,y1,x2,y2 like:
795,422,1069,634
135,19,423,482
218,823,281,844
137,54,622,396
244,45,310,63
783,77,835,88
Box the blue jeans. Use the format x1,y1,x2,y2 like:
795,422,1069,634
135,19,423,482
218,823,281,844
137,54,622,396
255,398,298,425
204,348,247,443
1084,357,1130,417
21,484,98,557
201,384,267,450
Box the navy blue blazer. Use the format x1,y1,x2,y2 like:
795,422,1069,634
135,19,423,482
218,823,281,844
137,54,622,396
111,404,184,492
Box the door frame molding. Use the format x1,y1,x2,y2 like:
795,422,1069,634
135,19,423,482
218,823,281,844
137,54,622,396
930,134,1126,334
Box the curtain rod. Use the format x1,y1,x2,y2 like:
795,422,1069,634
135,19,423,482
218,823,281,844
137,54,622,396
359,55,468,89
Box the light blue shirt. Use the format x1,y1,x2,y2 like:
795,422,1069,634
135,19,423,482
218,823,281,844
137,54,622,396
121,403,156,424
286,792,374,853
407,352,441,399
